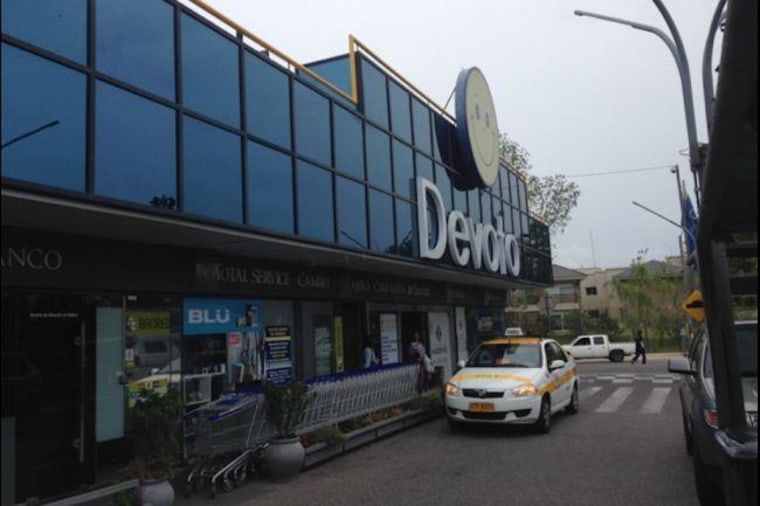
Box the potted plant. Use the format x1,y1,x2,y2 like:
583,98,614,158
125,387,183,505
262,380,314,481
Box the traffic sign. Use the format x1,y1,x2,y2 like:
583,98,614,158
680,290,705,322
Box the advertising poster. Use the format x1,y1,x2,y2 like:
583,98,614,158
127,377,169,408
455,306,468,363
314,325,332,376
334,316,345,373
428,312,452,383
379,313,399,364
265,326,292,384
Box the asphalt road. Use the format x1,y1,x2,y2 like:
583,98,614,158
178,354,701,506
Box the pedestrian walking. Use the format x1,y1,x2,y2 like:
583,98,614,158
631,329,647,364
363,336,379,368
408,330,432,392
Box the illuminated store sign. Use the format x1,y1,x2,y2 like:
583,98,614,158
416,177,521,277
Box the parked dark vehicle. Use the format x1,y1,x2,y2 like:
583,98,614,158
668,320,758,506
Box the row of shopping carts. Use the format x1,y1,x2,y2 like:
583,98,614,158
183,363,420,497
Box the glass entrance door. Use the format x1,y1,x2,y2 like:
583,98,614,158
1,292,89,503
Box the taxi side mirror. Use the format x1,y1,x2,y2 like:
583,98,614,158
456,360,466,370
548,359,566,371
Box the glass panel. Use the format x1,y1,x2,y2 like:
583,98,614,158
246,52,291,149
183,116,242,222
96,0,175,100
333,106,364,180
518,177,529,213
1,0,86,64
360,59,388,129
502,202,514,234
435,163,452,213
453,185,467,213
95,82,176,206
392,140,413,199
509,172,520,206
181,13,240,127
294,82,331,166
468,189,481,223
492,196,501,226
1,44,86,191
415,153,433,185
388,80,412,143
395,199,415,257
499,166,510,201
481,191,492,224
247,141,293,234
369,189,394,254
512,207,522,238
521,212,530,241
366,125,391,191
411,98,431,155
336,176,367,248
297,161,334,242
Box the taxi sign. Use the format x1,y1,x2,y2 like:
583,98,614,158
680,290,705,322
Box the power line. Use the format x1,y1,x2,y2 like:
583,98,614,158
565,164,675,178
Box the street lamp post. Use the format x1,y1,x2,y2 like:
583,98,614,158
574,1,703,207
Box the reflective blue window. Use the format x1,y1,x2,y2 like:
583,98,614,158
453,186,467,213
509,172,520,206
499,166,510,201
395,199,415,258
369,190,394,254
518,177,528,212
492,196,502,227
246,52,291,149
336,176,367,248
435,163,452,212
95,82,176,206
521,212,530,240
1,44,85,191
333,106,364,180
294,82,331,166
512,207,522,237
366,126,391,191
1,0,86,64
181,14,240,127
481,191,492,224
388,80,411,143
297,161,334,242
183,116,242,222
415,153,433,186
501,202,514,233
247,141,293,234
468,189,481,223
411,98,431,155
96,0,175,100
392,140,413,199
360,60,388,129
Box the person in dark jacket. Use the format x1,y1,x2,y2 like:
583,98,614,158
631,329,647,364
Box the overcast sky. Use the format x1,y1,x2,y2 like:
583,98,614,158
203,0,721,269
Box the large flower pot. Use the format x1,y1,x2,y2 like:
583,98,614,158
137,479,175,506
264,437,306,481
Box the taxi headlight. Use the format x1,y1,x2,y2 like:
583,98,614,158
511,384,538,397
445,382,461,397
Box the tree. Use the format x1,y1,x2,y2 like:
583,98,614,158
499,132,580,238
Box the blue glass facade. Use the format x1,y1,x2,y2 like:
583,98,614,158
1,0,551,284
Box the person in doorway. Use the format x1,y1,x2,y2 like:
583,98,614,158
631,329,647,364
363,337,379,369
409,330,431,392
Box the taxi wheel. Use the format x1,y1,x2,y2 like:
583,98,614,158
534,395,551,434
565,383,579,414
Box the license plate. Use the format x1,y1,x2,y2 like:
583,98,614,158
468,402,495,413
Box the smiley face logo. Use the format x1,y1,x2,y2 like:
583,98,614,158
455,67,500,188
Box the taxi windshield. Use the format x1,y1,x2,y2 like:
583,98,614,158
467,342,542,368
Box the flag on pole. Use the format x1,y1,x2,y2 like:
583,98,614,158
682,194,698,260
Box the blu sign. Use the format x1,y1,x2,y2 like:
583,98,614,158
183,298,261,335
416,177,520,277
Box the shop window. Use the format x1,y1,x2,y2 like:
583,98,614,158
392,140,414,199
294,82,331,166
388,80,412,143
246,52,291,149
415,153,434,186
95,82,177,207
366,125,392,191
181,13,240,127
183,116,242,223
336,176,367,248
411,98,431,155
301,301,334,377
369,189,394,254
369,311,402,365
395,198,415,257
1,0,86,64
1,44,85,191
333,105,364,180
435,163,452,213
247,141,294,234
359,59,388,129
96,0,175,100
297,160,334,242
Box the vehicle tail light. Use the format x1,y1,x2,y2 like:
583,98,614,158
703,408,719,429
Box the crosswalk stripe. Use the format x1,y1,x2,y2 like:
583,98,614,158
639,387,671,414
580,386,603,401
595,387,634,413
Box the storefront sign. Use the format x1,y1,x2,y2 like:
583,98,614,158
1,246,63,271
416,177,521,277
183,298,261,335
195,262,333,294
125,311,170,337
343,274,445,303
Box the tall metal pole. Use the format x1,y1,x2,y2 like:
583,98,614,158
574,5,703,207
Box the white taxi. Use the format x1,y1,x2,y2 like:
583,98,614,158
445,336,579,433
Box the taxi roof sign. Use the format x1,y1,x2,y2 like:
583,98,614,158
504,327,525,336
680,290,705,322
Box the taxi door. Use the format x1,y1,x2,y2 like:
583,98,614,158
545,341,573,408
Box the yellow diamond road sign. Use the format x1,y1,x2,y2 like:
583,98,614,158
681,290,705,322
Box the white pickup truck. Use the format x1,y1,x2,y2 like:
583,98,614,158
561,334,637,362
